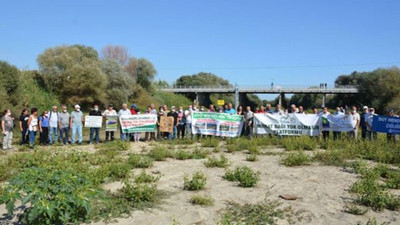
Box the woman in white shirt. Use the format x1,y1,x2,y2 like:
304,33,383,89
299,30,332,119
27,108,39,148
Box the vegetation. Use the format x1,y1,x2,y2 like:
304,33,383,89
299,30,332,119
183,171,207,191
223,166,260,187
204,155,229,168
281,151,312,167
189,194,214,206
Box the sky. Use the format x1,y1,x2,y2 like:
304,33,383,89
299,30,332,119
1,0,400,93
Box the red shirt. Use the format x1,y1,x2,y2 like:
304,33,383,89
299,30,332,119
130,109,137,115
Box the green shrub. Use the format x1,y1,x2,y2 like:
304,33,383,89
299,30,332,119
223,166,260,187
246,154,258,162
192,148,211,159
104,162,132,181
189,194,214,206
183,171,207,190
204,155,229,168
1,168,101,225
174,149,193,160
248,145,260,155
134,170,160,183
128,154,154,168
344,203,368,215
117,141,130,151
0,161,11,182
281,151,312,167
148,145,174,161
356,218,390,225
312,149,347,167
201,137,220,148
120,181,158,206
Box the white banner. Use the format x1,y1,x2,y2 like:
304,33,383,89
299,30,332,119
321,113,356,132
254,113,321,136
192,112,244,137
85,116,103,128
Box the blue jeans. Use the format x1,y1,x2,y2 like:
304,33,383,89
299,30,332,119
120,127,130,141
29,131,37,147
90,128,100,143
48,126,58,144
168,126,178,140
60,127,69,144
71,124,82,144
186,122,193,139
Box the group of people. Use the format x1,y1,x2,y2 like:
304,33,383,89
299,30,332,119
1,102,399,150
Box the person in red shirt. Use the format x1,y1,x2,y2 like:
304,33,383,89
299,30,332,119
130,104,138,115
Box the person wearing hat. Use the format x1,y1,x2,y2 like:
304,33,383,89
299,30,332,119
103,104,117,142
360,106,369,140
70,104,84,144
118,103,131,141
130,104,138,115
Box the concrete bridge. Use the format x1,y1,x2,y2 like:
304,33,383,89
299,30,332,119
161,85,358,108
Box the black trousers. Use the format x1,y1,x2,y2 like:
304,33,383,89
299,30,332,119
177,124,185,139
105,131,115,141
322,131,330,141
40,127,49,144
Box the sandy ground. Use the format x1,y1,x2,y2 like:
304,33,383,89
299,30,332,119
1,142,400,225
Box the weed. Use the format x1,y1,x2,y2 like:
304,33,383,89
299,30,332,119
148,145,174,161
134,170,160,183
189,194,214,206
223,166,260,187
183,171,207,190
344,203,368,215
104,162,132,181
356,218,390,225
128,154,154,168
120,181,158,206
192,148,211,159
204,155,229,168
201,137,220,148
281,151,312,167
246,154,258,162
174,149,193,160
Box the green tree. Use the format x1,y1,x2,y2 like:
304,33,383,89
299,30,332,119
37,45,107,108
0,61,21,105
125,58,157,91
101,59,132,107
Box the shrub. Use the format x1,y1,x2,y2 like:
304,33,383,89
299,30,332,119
312,149,347,167
183,171,207,191
117,141,130,151
104,162,132,181
344,203,368,215
223,166,260,187
356,218,390,225
189,194,214,206
0,161,11,182
120,181,158,206
128,154,154,168
281,151,312,167
134,170,160,183
204,155,229,168
174,149,193,160
246,154,258,162
201,137,220,148
1,168,101,225
192,148,211,159
148,145,174,161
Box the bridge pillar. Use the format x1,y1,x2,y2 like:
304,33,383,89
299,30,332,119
322,94,326,108
234,85,239,109
196,93,211,108
278,92,284,106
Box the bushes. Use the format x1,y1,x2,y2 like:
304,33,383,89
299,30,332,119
281,151,312,167
148,145,174,161
246,154,258,162
223,166,260,187
128,154,154,168
281,137,317,151
183,171,207,190
189,194,214,206
120,181,158,206
204,155,229,168
174,149,193,160
1,168,101,225
134,170,160,183
192,148,211,159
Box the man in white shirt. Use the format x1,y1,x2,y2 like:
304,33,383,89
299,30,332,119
118,103,131,141
347,106,360,140
185,105,194,139
366,108,377,141
103,104,117,141
48,105,59,144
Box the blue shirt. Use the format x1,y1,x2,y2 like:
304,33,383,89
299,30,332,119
39,115,49,127
225,109,237,114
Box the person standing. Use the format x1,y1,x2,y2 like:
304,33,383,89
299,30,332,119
333,107,344,140
2,109,14,150
19,108,29,145
244,106,254,138
70,105,84,145
297,106,305,114
225,103,237,114
167,106,178,140
274,104,285,115
27,108,39,148
134,109,142,143
59,105,70,145
38,110,49,145
366,108,377,141
118,103,131,141
360,106,369,140
177,106,186,139
320,107,331,141
347,106,360,140
89,104,102,144
48,106,59,144
185,105,194,139
387,109,399,142
145,104,157,141
266,104,274,114
103,104,117,142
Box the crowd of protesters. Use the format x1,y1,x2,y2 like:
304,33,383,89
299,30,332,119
1,102,399,150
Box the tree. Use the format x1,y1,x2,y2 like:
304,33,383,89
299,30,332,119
125,58,157,90
0,61,21,105
101,59,132,107
175,72,231,87
101,45,129,65
37,45,107,108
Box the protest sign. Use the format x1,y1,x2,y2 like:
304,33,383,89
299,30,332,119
191,112,243,137
84,116,103,128
254,113,320,136
323,114,355,132
372,115,400,134
120,114,157,133
159,116,174,133
105,116,119,131
217,100,225,106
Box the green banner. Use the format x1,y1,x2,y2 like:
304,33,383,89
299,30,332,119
120,114,157,133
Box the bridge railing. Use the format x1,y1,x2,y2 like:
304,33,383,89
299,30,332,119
166,85,357,90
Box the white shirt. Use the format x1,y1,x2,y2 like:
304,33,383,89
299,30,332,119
103,109,117,117
118,109,131,116
49,111,59,127
351,112,361,128
185,109,193,123
367,114,375,131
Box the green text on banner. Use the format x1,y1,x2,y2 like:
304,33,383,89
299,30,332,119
120,114,157,133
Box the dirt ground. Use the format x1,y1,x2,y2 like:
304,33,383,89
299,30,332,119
1,142,400,225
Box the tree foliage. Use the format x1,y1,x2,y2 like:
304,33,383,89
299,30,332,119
0,61,21,105
125,58,157,91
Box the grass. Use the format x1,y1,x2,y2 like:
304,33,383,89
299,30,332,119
281,151,312,167
183,171,207,191
246,154,258,162
134,170,160,183
223,166,260,187
192,148,211,159
189,194,214,206
148,145,174,161
128,154,154,168
174,149,193,160
204,155,229,168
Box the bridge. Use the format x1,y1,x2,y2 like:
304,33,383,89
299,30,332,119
161,85,358,108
